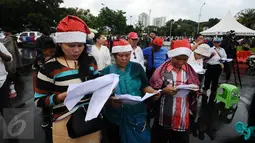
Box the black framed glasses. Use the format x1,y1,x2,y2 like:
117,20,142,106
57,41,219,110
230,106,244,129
133,52,137,59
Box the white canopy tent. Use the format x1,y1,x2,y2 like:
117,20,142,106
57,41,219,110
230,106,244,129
200,11,255,36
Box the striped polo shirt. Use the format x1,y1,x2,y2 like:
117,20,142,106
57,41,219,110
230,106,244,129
34,57,98,120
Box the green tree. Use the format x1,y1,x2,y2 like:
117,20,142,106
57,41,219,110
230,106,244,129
236,8,255,30
97,7,127,34
207,18,220,27
144,25,159,34
165,19,197,36
57,7,99,29
0,0,63,32
124,25,135,34
133,21,144,34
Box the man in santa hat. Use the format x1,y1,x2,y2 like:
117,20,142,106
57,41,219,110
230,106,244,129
150,39,200,143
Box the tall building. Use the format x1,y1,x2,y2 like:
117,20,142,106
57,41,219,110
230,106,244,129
153,17,166,27
138,13,149,27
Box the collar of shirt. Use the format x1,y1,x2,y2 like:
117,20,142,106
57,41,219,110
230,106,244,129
214,46,223,50
166,62,187,73
148,46,165,52
132,46,141,52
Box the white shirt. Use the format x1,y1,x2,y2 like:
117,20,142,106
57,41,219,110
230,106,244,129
207,46,227,65
0,43,12,88
130,46,146,70
91,45,111,71
188,52,204,74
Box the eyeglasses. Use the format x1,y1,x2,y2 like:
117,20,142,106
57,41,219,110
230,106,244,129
133,52,137,59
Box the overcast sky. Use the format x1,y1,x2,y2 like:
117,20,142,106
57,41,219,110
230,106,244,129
61,0,254,24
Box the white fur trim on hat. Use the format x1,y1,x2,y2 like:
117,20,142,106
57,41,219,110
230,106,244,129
88,32,95,39
112,45,132,54
168,47,192,58
54,31,86,43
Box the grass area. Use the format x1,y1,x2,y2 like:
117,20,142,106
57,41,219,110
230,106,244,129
237,46,255,53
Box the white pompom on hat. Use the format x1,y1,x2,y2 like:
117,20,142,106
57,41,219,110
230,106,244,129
54,15,94,43
112,39,132,54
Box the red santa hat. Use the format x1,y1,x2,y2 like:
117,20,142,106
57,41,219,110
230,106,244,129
168,39,192,58
55,15,94,43
112,39,132,54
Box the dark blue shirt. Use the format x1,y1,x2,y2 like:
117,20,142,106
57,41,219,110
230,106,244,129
143,46,168,70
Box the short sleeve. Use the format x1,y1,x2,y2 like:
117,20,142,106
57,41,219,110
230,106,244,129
0,43,12,61
143,47,150,56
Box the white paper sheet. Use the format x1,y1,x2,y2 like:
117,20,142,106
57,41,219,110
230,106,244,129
173,84,199,97
176,84,199,91
221,58,233,62
142,90,162,101
189,63,205,74
85,74,119,121
114,90,161,105
175,89,190,97
64,74,119,111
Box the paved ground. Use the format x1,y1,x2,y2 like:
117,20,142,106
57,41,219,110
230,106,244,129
0,62,254,143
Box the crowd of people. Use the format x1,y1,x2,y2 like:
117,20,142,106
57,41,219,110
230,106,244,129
0,15,254,143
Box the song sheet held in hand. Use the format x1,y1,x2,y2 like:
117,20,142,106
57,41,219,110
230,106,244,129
221,58,233,62
64,74,119,121
189,63,205,74
175,84,199,97
114,90,162,105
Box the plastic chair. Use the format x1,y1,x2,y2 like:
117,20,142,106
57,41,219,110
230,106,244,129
238,50,253,63
236,51,241,62
215,84,239,109
240,51,246,63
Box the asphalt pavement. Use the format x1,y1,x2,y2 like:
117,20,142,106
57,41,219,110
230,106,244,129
0,62,254,143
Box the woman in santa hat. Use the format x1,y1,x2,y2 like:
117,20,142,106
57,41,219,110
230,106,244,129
150,39,200,143
100,39,160,143
34,16,102,143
